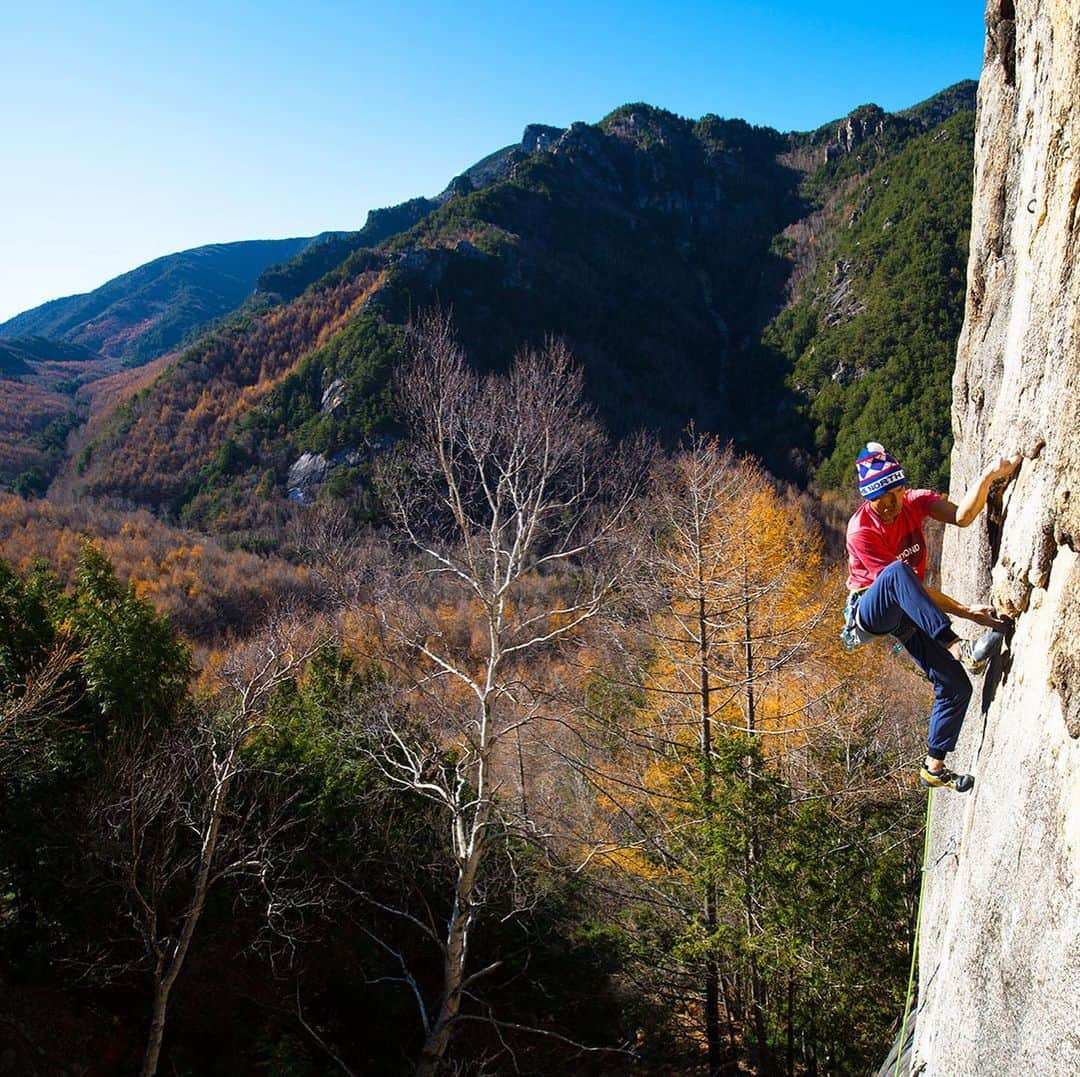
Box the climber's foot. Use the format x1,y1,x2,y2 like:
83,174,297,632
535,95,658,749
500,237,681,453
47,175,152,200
972,628,1005,662
957,629,1004,674
919,764,974,793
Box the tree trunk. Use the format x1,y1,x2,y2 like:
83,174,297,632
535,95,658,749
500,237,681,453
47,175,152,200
746,936,770,1072
786,972,795,1077
698,572,725,1076
705,939,722,1075
416,808,488,1076
139,768,232,1077
741,557,771,1075
720,973,740,1060
140,973,171,1077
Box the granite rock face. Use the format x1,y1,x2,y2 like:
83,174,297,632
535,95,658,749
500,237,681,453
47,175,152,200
286,452,329,501
913,2,1080,1074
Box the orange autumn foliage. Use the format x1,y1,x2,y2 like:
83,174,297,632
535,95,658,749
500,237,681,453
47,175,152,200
585,442,842,876
0,495,315,645
76,269,387,510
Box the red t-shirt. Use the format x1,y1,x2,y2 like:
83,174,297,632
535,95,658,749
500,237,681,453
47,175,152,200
846,488,941,590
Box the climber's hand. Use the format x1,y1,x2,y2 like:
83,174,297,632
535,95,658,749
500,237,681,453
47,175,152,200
967,605,1011,630
987,453,1022,482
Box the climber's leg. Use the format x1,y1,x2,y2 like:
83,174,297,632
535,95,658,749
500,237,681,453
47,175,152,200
859,560,975,791
901,630,973,758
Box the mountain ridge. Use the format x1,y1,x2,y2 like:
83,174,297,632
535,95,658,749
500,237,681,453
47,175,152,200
0,236,322,365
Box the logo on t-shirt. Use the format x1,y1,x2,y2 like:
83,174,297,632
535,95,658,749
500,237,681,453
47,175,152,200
897,537,924,569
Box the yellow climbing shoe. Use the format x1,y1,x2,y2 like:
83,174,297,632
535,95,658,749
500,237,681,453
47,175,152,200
919,765,974,793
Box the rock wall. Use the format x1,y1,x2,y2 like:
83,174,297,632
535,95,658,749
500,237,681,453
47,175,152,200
913,2,1080,1073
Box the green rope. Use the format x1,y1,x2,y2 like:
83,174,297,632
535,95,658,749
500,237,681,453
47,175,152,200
895,788,934,1077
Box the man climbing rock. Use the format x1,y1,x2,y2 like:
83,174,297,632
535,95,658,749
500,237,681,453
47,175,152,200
844,442,1021,792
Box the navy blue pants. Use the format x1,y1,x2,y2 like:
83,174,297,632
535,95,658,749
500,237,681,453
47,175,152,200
857,561,972,760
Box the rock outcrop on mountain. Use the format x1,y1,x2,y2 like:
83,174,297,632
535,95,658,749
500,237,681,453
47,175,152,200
913,3,1080,1073
827,104,895,160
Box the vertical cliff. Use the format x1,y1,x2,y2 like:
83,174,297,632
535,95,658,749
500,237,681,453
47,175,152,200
912,2,1080,1073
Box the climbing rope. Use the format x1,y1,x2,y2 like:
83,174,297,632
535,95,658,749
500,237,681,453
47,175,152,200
895,788,934,1077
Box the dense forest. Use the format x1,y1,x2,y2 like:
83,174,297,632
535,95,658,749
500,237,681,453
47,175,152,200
1,314,931,1075
763,110,975,490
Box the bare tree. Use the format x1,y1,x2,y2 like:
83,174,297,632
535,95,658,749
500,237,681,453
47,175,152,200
0,641,80,764
289,503,377,611
102,618,321,1077
362,309,645,1073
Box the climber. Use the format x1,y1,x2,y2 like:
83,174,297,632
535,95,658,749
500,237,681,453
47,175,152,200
843,442,1021,792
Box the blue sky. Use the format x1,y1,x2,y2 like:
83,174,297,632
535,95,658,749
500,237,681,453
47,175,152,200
2,1,986,322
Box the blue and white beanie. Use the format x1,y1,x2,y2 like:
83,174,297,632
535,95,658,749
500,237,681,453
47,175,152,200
856,442,906,500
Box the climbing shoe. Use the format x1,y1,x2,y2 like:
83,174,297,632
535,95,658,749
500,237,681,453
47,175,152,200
958,629,1004,674
919,765,975,793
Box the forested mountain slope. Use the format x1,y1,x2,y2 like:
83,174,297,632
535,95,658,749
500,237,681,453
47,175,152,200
0,238,338,493
0,237,318,365
764,110,975,491
0,337,121,493
67,83,977,534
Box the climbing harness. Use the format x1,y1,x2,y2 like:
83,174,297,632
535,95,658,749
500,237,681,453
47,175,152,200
895,789,934,1077
841,589,908,655
841,589,873,651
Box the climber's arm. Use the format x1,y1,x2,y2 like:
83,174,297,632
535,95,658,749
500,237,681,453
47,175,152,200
925,585,1010,629
924,585,968,619
928,453,1023,527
